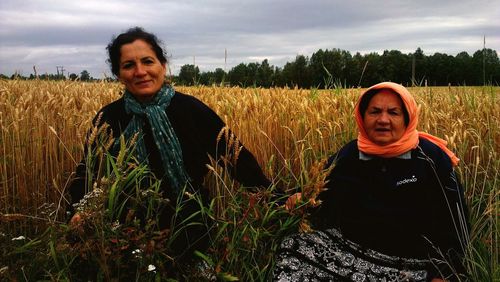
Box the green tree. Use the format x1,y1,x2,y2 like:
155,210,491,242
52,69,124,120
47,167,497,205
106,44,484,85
178,64,200,86
380,50,411,84
157,47,500,88
213,68,227,85
360,52,383,87
282,55,310,88
412,48,427,85
453,52,473,85
198,71,212,85
351,52,369,87
80,70,91,82
309,49,326,87
427,53,453,85
228,63,250,87
472,48,500,85
257,59,274,87
245,62,259,86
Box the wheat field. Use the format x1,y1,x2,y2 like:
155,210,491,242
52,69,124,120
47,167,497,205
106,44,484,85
0,79,498,280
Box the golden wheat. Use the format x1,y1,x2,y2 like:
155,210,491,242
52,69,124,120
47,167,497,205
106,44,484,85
0,81,498,257
1,80,498,212
1,79,498,278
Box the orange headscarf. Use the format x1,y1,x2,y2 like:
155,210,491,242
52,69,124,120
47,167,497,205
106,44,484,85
355,82,459,166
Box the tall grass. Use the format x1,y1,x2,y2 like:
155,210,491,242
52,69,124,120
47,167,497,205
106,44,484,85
0,79,498,280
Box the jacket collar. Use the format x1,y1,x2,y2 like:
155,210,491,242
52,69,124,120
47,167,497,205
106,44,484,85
359,150,412,161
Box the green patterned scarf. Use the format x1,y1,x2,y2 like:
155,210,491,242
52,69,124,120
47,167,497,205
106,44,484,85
121,84,189,193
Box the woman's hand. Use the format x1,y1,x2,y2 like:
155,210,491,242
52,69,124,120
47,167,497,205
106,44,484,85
430,278,445,282
285,192,302,210
69,212,82,226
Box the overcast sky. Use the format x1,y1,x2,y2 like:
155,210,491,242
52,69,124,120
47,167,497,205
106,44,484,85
1,0,499,78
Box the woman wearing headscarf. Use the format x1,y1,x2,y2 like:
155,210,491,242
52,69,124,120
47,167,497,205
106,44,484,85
68,27,270,271
274,82,469,281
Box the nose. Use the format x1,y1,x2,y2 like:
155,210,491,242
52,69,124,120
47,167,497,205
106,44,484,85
377,112,390,123
135,64,147,76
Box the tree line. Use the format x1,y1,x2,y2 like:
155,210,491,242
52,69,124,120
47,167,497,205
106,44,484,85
2,70,97,82
3,47,499,88
176,47,500,88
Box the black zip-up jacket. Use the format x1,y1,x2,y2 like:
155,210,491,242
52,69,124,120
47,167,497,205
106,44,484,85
312,138,469,280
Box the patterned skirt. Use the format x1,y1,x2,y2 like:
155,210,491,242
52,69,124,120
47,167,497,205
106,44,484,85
272,228,429,282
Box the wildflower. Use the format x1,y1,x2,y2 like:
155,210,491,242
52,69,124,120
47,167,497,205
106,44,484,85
141,189,155,197
148,264,156,272
100,177,110,185
111,220,120,231
11,235,26,241
132,248,142,258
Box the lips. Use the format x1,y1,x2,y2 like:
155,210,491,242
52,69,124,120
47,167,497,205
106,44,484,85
135,80,152,87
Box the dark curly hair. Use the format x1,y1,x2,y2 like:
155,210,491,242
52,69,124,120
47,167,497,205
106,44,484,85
106,27,168,77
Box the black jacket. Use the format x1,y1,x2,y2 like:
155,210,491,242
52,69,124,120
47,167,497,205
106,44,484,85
68,91,271,261
312,138,469,280
69,91,270,203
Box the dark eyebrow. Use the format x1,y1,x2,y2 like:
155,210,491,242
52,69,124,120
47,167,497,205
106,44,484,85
368,106,401,111
120,60,135,65
388,107,402,111
367,108,381,113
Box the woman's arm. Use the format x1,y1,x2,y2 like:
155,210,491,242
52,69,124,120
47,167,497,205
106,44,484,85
420,143,469,280
66,101,126,216
187,94,271,188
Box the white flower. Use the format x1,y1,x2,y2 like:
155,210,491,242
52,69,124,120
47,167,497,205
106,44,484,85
148,264,156,272
111,221,120,231
11,236,26,241
132,248,143,259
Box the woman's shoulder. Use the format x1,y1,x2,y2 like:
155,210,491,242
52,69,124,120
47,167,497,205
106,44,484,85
337,140,359,158
170,91,221,119
327,140,358,166
99,97,125,113
416,138,448,158
171,91,205,108
93,97,128,126
415,137,453,169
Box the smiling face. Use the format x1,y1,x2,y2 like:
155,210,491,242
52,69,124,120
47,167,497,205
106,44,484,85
118,39,166,102
362,90,407,146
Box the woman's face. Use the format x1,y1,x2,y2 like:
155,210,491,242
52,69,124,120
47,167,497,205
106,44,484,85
363,90,407,146
118,39,166,102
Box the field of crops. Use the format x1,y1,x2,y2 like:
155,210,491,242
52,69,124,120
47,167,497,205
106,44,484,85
0,79,498,280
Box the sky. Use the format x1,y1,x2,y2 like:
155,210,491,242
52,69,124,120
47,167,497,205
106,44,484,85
1,0,499,78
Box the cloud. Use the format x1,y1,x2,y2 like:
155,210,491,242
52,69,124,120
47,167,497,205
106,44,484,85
0,0,498,77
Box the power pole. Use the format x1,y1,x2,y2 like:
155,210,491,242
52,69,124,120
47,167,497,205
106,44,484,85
56,66,65,78
193,56,196,84
411,55,416,87
483,35,486,86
